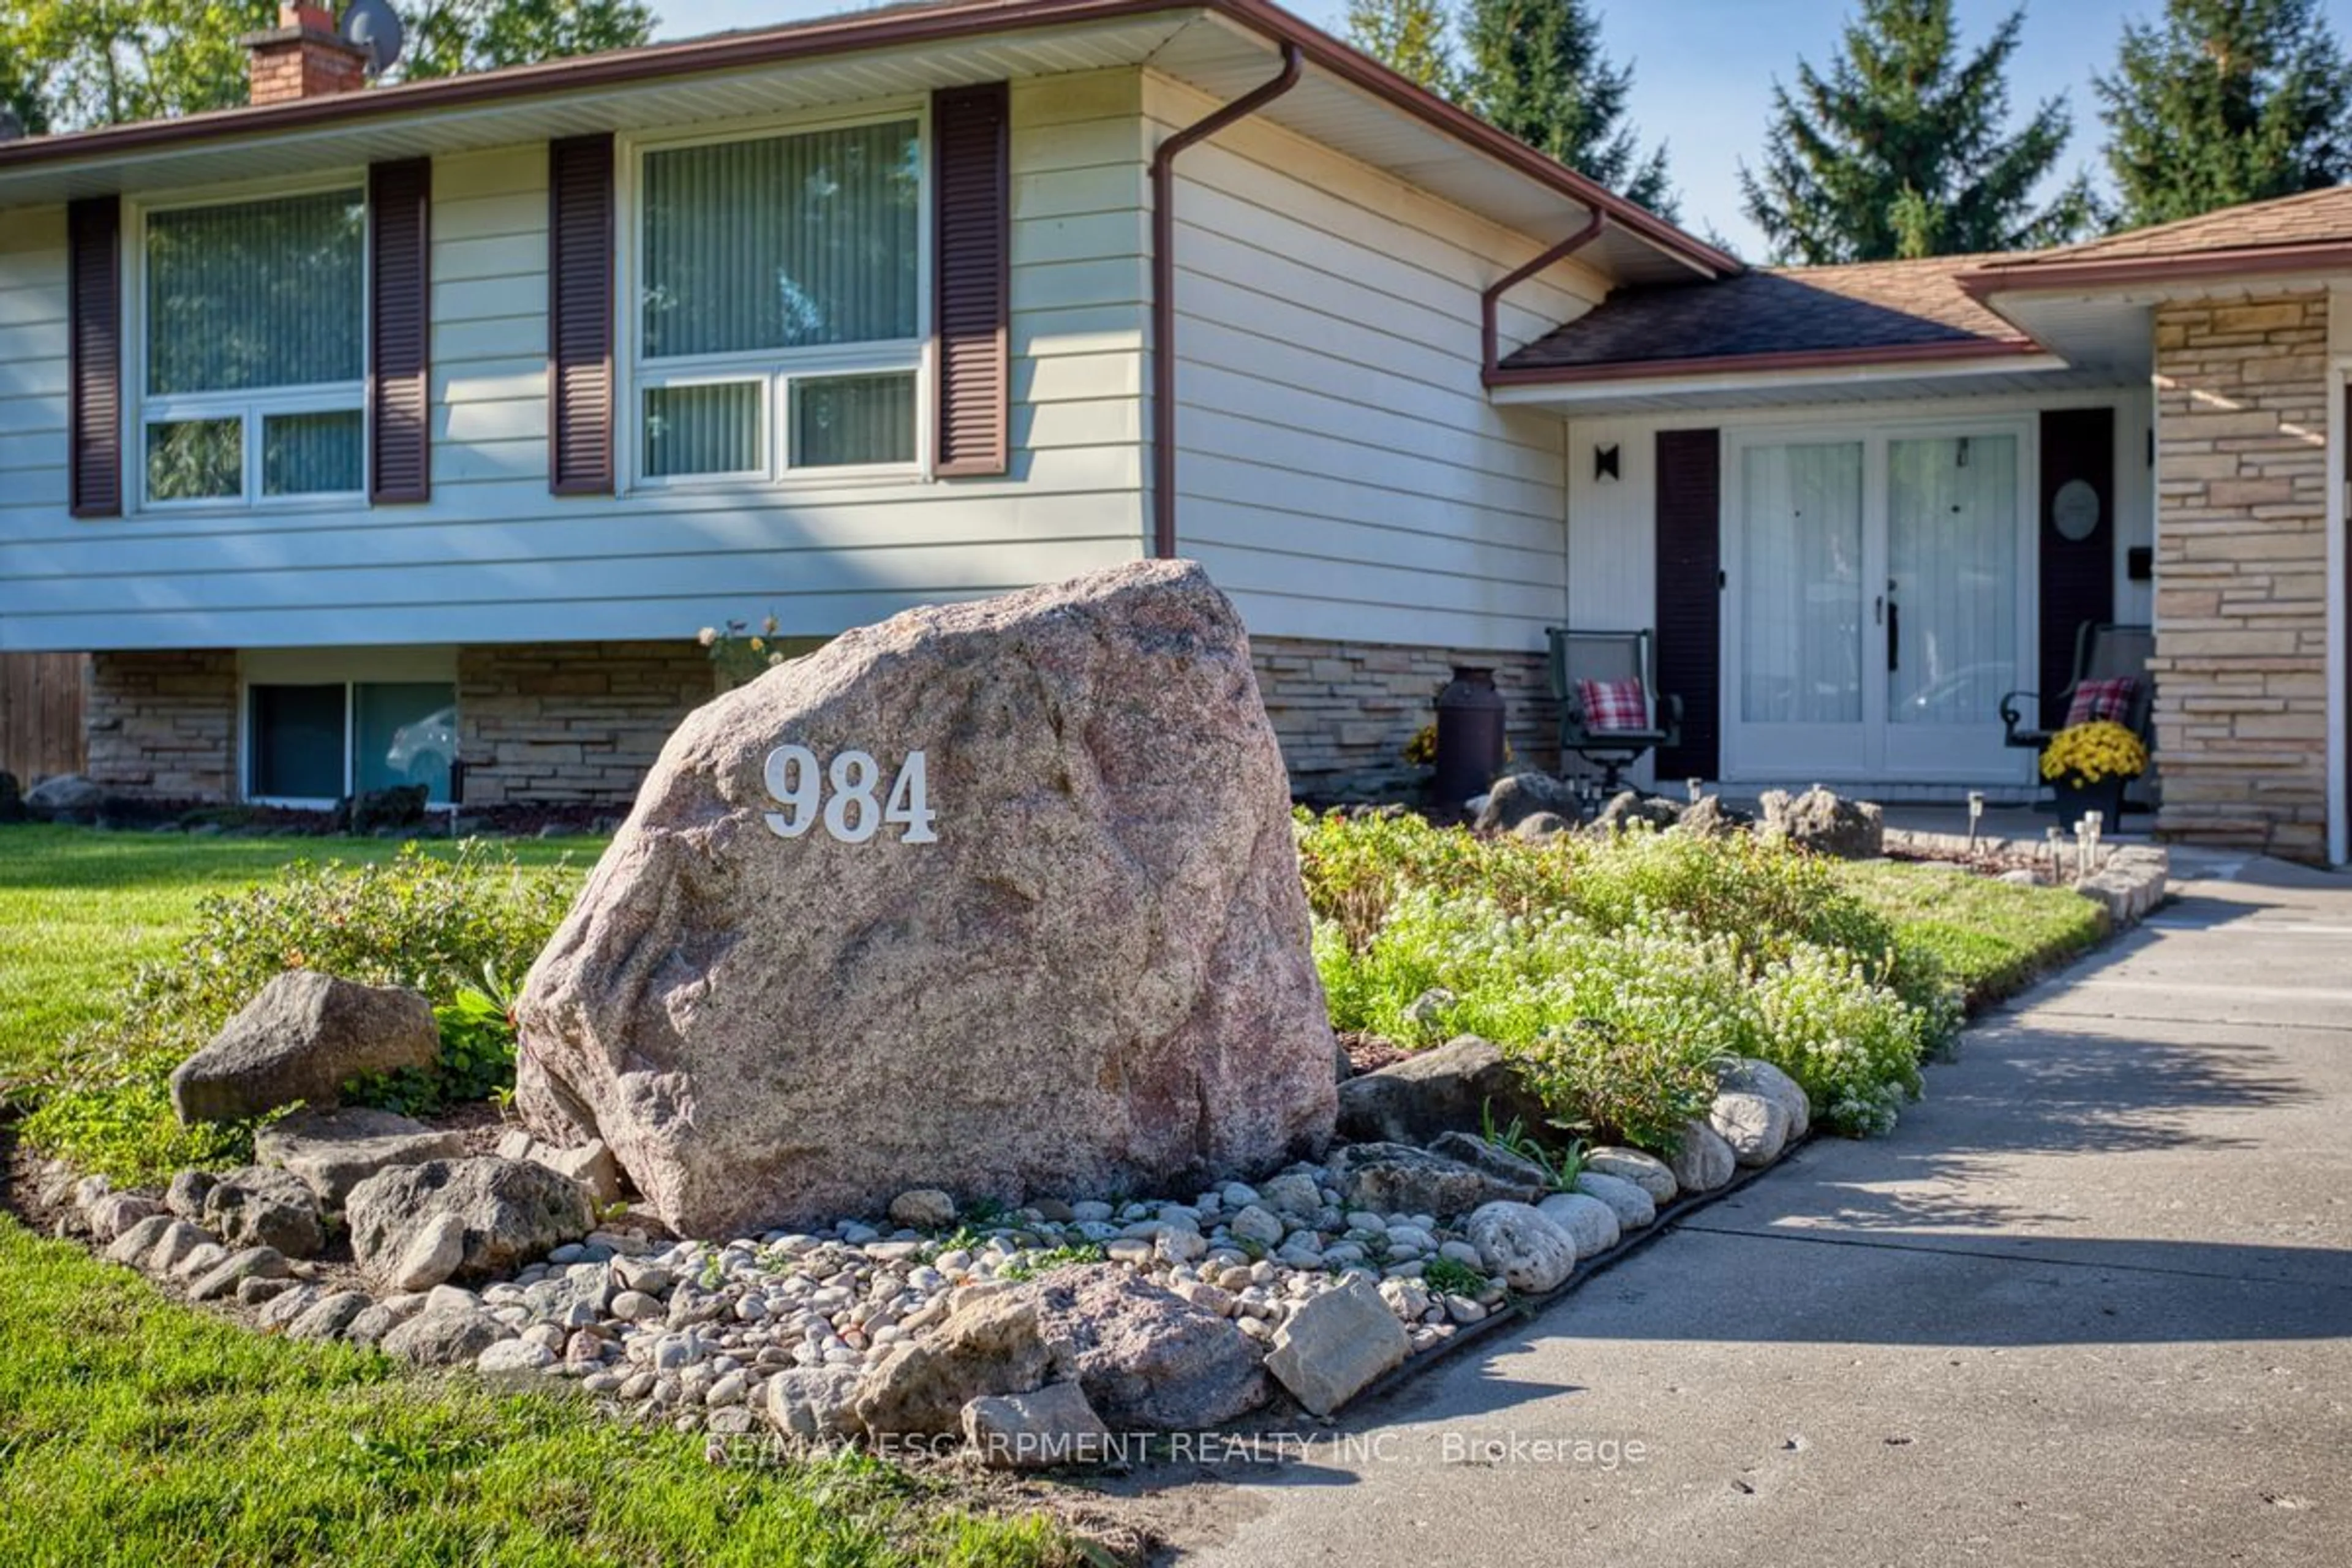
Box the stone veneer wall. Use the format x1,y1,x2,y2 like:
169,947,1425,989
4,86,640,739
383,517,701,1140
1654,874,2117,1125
1251,635,1558,803
454,642,717,809
2149,290,2332,862
85,650,238,800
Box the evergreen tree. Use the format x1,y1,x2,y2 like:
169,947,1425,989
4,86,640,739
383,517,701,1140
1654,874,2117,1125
1458,0,1678,216
1738,0,2093,264
1346,0,1457,94
2095,0,2352,228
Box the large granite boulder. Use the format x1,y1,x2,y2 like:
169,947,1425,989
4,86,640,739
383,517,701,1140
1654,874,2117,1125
169,971,438,1125
344,1157,595,1291
513,561,1337,1237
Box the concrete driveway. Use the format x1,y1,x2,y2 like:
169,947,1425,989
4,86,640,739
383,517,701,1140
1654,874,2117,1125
1133,854,2352,1567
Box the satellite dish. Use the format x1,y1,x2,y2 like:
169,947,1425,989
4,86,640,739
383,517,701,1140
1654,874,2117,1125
341,0,406,77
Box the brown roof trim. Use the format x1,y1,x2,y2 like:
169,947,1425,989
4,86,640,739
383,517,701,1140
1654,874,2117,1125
1959,241,2352,297
1484,336,2045,390
0,0,1735,281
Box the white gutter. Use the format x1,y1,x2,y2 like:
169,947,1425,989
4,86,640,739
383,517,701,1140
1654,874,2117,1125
1488,352,2072,408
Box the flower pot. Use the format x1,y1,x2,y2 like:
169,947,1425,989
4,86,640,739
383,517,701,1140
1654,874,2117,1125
2047,774,2128,827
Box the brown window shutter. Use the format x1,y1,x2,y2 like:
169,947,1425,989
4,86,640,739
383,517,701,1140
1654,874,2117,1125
548,133,616,496
369,158,433,504
1653,428,1721,782
932,83,1010,478
67,196,122,519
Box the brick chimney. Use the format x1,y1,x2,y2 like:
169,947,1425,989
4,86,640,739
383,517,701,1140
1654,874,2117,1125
241,4,369,105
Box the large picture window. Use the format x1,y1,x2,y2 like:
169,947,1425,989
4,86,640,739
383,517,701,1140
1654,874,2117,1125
248,680,455,804
141,187,368,506
635,116,922,483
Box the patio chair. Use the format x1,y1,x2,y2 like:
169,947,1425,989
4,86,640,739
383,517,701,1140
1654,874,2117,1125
1546,627,1683,794
1999,621,2155,752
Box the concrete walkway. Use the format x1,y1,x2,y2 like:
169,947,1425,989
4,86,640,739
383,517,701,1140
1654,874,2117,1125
1135,853,2352,1567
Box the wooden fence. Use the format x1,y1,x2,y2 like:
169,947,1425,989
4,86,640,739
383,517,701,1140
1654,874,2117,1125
0,653,89,785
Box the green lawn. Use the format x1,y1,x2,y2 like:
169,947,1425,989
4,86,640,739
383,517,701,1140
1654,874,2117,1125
0,825,1075,1568
0,826,598,1095
1835,858,2113,1008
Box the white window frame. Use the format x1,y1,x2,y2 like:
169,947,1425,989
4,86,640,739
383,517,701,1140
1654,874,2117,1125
126,175,371,513
239,649,459,810
618,102,932,494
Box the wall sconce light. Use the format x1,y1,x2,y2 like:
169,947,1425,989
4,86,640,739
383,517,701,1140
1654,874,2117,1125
1594,443,1620,482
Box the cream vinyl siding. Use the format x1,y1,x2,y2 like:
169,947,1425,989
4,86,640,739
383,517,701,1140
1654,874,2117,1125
0,72,1150,654
0,206,69,546
1145,70,1597,654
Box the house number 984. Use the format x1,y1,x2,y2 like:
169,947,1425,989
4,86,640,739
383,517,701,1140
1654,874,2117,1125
763,745,938,844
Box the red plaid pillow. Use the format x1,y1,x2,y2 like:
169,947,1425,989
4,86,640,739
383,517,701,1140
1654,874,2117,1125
1577,677,1651,734
2065,676,2140,728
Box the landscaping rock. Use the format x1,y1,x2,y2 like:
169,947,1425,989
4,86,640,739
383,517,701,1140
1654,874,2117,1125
854,1292,1058,1436
169,971,438,1124
1707,1090,1792,1167
1022,1265,1267,1431
889,1189,957,1231
172,1240,229,1280
343,1299,421,1348
1472,772,1582,834
1335,1037,1548,1147
201,1168,325,1259
1717,1058,1811,1140
514,560,1337,1237
478,1339,558,1374
85,1193,165,1243
165,1170,217,1219
765,1366,867,1442
286,1290,374,1341
1327,1141,1541,1218
1263,1276,1409,1417
1534,1191,1623,1259
188,1246,289,1303
255,1106,468,1206
1592,790,1681,833
1570,1170,1656,1232
497,1132,627,1208
1512,810,1571,841
380,1307,508,1366
1668,1120,1737,1193
238,1276,296,1306
1428,1129,1558,1192
1758,787,1883,859
963,1381,1114,1470
1672,794,1747,839
257,1284,325,1330
25,774,103,818
1466,1200,1578,1291
337,785,429,836
1582,1147,1678,1205
385,1212,469,1293
105,1213,178,1266
346,1157,596,1291
142,1219,212,1275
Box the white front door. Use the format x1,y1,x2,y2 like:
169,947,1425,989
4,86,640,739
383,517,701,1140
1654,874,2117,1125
1723,420,2036,786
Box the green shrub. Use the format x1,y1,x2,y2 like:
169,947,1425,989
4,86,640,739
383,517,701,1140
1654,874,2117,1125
1300,810,1959,1151
22,843,573,1185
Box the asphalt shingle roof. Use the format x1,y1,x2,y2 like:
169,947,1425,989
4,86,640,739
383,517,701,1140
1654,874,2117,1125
1975,183,2352,270
1501,254,2027,372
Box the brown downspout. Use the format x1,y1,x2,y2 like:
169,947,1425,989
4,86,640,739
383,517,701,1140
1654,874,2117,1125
1151,43,1302,560
1480,211,1606,386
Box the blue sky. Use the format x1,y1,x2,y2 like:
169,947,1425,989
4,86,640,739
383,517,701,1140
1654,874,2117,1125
654,1,2190,255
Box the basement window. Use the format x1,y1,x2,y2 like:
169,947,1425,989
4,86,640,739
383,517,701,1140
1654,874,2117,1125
247,680,455,805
